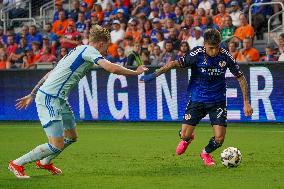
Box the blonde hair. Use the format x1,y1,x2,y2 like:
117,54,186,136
89,24,110,43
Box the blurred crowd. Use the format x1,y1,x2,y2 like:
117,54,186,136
0,0,283,70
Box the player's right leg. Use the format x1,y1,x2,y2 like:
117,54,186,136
176,102,206,155
8,93,64,179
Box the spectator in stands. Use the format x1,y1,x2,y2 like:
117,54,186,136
141,35,152,52
180,15,194,31
80,2,91,21
90,12,100,25
59,47,68,60
174,6,184,24
43,23,58,50
27,25,42,47
92,4,105,23
20,25,29,41
115,9,128,30
177,41,190,58
196,8,207,25
31,41,41,62
69,0,80,22
22,46,37,69
6,35,17,56
0,47,9,70
131,0,150,18
160,3,176,21
213,3,228,29
187,26,204,49
60,20,81,51
7,36,27,68
40,35,56,56
76,12,87,33
114,46,127,66
126,42,143,66
143,20,152,37
234,14,254,42
3,27,20,45
150,45,163,66
156,31,165,51
110,20,125,44
260,45,278,62
84,0,95,9
198,0,212,15
229,1,242,27
53,0,68,23
193,16,206,32
82,30,89,45
148,7,160,20
228,41,239,59
161,40,177,66
141,49,151,65
178,26,191,41
125,19,142,42
37,46,57,64
191,0,200,10
221,16,236,41
124,36,134,56
270,33,284,58
52,10,69,36
110,0,129,20
204,15,220,31
236,37,260,62
150,18,163,43
168,28,181,51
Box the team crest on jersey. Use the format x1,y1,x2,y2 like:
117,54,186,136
219,61,226,68
184,113,191,120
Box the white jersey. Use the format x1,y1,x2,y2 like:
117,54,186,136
39,45,103,99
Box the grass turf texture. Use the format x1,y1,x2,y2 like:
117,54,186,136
0,122,283,189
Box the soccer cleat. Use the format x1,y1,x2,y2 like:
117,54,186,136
8,161,30,179
200,152,215,166
176,132,195,155
36,161,62,175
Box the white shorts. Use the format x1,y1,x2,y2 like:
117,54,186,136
35,91,76,137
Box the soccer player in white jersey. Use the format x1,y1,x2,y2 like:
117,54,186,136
8,25,148,179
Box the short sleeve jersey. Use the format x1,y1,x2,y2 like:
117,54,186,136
40,45,103,99
179,46,243,102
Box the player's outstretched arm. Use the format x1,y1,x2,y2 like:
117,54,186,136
237,75,253,117
15,71,51,110
140,60,180,82
97,59,148,75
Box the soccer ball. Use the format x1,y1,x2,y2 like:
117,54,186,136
220,147,242,168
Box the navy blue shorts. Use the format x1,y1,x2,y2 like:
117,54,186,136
182,101,227,127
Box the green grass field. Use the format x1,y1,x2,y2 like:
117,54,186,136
0,122,283,189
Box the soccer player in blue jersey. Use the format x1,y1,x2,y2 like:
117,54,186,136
140,29,253,166
8,25,148,179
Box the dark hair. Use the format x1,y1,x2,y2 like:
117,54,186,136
279,33,284,39
180,41,190,51
204,29,221,45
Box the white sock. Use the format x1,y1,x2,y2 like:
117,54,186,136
14,143,61,166
40,138,76,165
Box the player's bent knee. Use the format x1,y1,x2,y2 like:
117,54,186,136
215,136,225,144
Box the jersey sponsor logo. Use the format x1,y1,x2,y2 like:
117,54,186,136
201,67,225,76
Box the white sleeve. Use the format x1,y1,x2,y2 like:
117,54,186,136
82,47,104,65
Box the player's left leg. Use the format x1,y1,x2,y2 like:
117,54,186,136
37,100,77,174
200,101,227,166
